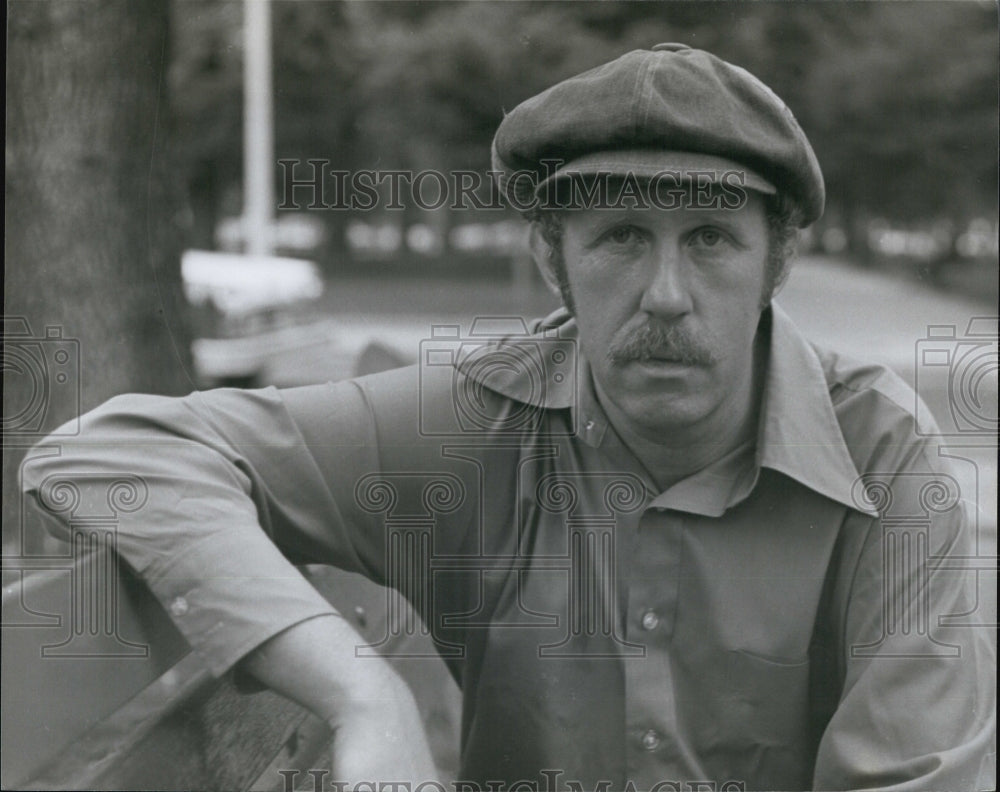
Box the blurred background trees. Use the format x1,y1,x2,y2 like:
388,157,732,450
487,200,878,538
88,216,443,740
168,0,998,279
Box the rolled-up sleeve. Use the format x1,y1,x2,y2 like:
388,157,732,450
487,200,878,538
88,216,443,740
22,381,390,676
813,443,996,791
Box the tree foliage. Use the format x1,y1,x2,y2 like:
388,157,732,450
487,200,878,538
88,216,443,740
167,0,998,257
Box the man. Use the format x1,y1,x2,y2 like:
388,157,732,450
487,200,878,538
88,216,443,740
24,45,994,791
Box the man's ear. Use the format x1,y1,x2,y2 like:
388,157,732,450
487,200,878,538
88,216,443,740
768,232,800,300
528,222,561,297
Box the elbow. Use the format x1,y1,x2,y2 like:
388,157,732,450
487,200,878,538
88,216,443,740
19,392,178,543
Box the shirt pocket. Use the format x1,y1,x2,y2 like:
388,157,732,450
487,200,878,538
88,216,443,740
723,649,810,746
696,649,813,790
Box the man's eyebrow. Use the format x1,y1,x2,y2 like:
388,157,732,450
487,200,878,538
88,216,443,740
679,209,756,233
576,212,642,242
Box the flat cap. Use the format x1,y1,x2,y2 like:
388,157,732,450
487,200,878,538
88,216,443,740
492,44,824,226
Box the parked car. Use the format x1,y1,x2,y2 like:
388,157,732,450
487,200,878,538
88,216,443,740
181,250,329,387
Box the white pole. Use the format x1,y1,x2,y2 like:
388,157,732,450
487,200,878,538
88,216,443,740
243,0,273,256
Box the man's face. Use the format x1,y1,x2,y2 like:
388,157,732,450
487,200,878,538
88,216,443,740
556,192,771,437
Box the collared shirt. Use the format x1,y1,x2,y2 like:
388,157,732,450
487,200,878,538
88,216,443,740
24,304,994,791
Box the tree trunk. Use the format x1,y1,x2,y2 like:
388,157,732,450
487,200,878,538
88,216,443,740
5,0,193,553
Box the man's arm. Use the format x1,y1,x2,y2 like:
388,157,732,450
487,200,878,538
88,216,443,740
242,615,439,784
812,447,996,791
22,380,439,779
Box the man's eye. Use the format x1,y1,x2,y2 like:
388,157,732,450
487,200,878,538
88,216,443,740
690,227,726,247
606,226,640,245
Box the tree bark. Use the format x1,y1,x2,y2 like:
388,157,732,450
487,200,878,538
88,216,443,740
5,0,193,553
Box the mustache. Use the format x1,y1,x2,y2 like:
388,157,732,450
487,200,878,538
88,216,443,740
607,320,716,366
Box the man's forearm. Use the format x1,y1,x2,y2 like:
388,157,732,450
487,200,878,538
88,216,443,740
240,613,403,724
240,614,440,783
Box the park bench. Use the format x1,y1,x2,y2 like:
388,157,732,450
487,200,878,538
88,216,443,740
2,548,460,790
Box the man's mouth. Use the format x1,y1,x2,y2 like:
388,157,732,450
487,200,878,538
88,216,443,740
634,354,696,368
642,350,689,363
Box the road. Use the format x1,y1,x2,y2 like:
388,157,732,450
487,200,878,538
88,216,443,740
779,255,997,383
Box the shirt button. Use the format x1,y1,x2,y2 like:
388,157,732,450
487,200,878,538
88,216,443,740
641,609,660,631
169,596,189,617
641,729,661,751
585,420,595,431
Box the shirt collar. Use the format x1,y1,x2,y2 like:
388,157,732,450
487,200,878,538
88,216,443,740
454,308,579,410
458,304,871,516
758,301,874,515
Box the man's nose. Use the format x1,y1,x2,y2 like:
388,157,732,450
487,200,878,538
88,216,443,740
639,246,692,319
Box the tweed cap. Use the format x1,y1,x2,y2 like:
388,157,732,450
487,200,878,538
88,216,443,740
492,43,824,226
